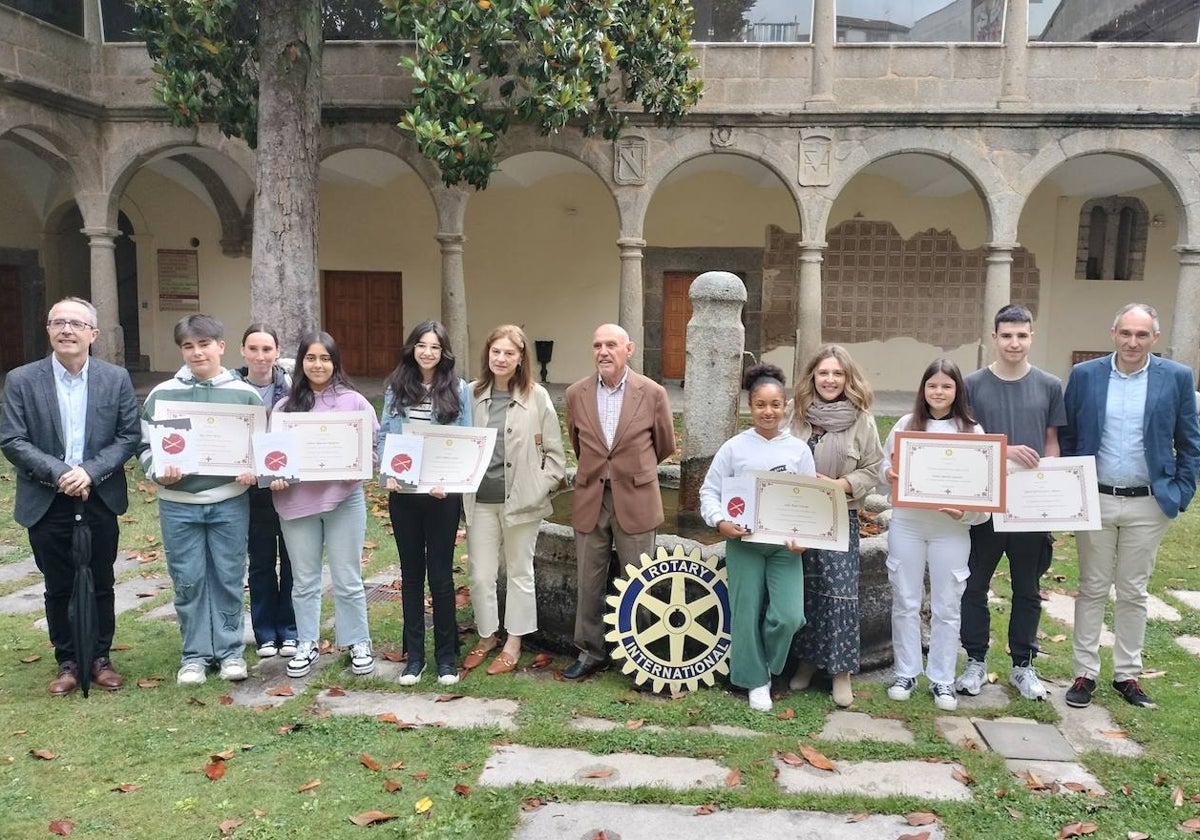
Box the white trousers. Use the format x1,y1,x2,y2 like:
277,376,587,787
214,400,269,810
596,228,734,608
467,503,541,638
886,511,971,685
1073,494,1170,682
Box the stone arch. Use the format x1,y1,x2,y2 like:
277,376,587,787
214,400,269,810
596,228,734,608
492,127,621,220
1013,131,1200,247
320,121,444,200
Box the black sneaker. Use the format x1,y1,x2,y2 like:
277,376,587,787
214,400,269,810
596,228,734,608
1113,679,1156,708
1065,676,1097,708
398,660,424,687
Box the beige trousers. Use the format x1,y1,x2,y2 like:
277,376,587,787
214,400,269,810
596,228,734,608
467,502,541,638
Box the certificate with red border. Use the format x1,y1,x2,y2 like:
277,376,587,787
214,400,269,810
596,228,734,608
994,456,1101,532
402,424,497,494
269,409,375,481
152,400,267,476
893,431,1007,512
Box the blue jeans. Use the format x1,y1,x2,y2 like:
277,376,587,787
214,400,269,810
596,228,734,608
278,488,370,647
159,494,250,665
246,486,296,646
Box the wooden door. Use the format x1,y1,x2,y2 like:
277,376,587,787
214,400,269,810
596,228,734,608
321,271,403,377
0,267,23,371
661,271,696,379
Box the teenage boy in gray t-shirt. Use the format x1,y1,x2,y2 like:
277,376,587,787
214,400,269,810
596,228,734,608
956,304,1066,701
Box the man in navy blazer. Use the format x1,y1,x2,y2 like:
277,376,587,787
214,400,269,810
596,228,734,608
1060,303,1200,709
0,297,140,695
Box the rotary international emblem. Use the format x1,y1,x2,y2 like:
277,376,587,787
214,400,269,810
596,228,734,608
604,545,731,694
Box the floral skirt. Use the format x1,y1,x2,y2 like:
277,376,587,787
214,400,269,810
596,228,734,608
792,516,861,674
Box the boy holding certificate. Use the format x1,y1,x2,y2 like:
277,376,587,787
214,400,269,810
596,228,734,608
137,314,262,685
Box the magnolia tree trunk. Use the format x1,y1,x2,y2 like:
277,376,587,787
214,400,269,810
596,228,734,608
251,0,323,357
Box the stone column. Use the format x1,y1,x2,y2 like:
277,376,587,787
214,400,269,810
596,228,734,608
1168,246,1200,371
979,243,1016,367
82,226,124,366
999,0,1029,107
807,0,836,106
680,271,747,516
617,236,646,373
436,231,469,378
793,241,826,385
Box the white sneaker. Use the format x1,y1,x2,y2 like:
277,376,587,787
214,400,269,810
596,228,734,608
176,662,207,685
931,681,958,711
748,683,773,712
219,657,249,681
286,641,318,678
278,639,299,658
1010,664,1048,701
257,642,278,658
349,642,375,676
955,658,986,696
888,676,917,701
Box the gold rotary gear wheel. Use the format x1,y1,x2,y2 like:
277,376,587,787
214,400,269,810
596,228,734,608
603,544,732,694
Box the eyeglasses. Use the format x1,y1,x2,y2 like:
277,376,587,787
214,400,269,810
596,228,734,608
46,319,95,332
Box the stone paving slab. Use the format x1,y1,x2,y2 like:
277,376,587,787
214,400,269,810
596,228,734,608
955,682,1011,710
774,758,973,801
140,600,258,646
1004,759,1106,795
1167,590,1200,611
1042,592,1114,646
479,745,730,791
33,573,171,632
818,711,914,745
974,720,1076,761
223,653,340,707
514,801,948,840
317,687,519,730
1111,589,1181,622
568,716,765,740
1044,679,1144,758
0,581,46,614
0,555,37,584
935,716,988,751
1176,636,1200,657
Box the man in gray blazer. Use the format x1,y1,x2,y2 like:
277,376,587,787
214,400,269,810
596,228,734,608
0,297,140,695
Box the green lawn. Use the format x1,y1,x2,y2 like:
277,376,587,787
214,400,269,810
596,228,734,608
1,414,1199,839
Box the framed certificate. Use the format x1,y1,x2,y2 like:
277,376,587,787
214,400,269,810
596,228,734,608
269,409,375,481
994,456,1102,532
742,471,850,551
402,424,498,494
151,400,267,476
893,431,1006,512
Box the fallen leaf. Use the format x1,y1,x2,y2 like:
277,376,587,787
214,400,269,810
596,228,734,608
204,760,226,781
725,767,741,787
30,749,56,760
326,686,346,697
276,725,297,735
952,768,976,786
252,809,265,818
626,719,645,730
265,685,294,697
776,708,795,720
20,654,41,663
136,678,161,688
961,738,981,751
779,752,805,767
1005,807,1024,819
453,762,473,770
1101,729,1128,738
349,810,398,826
846,812,869,823
11,729,26,735
898,833,930,840
388,761,406,770
1121,784,1133,796
453,783,471,797
987,671,999,684
186,697,205,706
1049,634,1067,642
906,813,938,826
114,782,140,793
411,771,428,781
1127,832,1150,840
219,694,234,705
383,779,402,792
521,797,544,811
695,803,718,815
435,694,463,703
799,743,836,772
1180,817,1200,833
381,650,405,663
414,797,433,814
49,820,74,836
531,653,553,669
363,540,378,549
582,768,613,778
1173,785,1185,807
298,779,321,792
1154,773,1170,786
1139,669,1167,679
361,753,381,772
218,817,244,837
211,750,235,761
1057,822,1098,838
1063,782,1087,793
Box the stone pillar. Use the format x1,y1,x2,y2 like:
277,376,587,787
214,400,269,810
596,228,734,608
807,0,836,106
679,271,747,515
1168,246,1200,372
793,241,825,386
980,243,1016,367
437,231,469,379
82,226,124,366
999,0,1029,107
617,236,646,373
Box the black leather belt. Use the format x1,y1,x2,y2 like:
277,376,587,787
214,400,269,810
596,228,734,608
1097,483,1151,498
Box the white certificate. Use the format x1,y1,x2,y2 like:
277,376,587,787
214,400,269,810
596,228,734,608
720,475,755,530
152,400,267,476
403,424,497,494
269,409,375,481
147,419,199,475
743,471,850,551
252,431,301,488
893,431,1007,512
994,456,1101,532
379,432,424,488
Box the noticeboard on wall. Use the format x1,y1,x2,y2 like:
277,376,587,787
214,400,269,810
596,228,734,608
158,249,199,311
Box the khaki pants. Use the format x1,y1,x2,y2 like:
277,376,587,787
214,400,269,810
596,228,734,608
467,502,541,638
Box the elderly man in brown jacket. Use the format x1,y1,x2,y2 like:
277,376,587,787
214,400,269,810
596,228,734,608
563,323,676,679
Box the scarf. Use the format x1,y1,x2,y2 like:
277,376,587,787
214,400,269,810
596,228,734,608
803,399,859,479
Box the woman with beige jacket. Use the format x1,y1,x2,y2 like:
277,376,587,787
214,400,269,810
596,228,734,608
462,325,566,674
788,344,884,707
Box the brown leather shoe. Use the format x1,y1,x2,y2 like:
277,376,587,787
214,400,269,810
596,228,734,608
49,661,79,696
91,657,123,691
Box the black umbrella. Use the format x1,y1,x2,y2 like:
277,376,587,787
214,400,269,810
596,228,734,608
68,498,97,698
